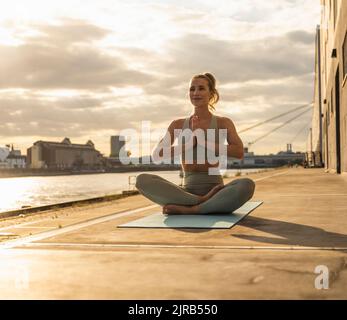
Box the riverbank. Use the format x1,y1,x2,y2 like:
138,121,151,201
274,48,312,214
0,190,139,220
0,164,285,178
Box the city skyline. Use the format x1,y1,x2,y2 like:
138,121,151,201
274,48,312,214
0,135,304,159
0,0,320,156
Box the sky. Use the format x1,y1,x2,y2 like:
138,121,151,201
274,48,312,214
0,0,321,157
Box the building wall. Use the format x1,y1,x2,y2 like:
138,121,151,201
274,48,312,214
55,147,101,168
310,27,323,167
6,157,26,168
110,136,125,158
28,145,45,169
28,140,103,169
341,6,347,173
317,0,347,174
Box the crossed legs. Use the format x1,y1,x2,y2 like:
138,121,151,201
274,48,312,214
135,173,255,215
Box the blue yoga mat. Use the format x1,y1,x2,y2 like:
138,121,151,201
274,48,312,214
118,201,263,229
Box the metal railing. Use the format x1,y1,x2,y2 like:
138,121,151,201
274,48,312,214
128,175,137,190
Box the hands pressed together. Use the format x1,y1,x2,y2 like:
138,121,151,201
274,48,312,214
182,115,220,155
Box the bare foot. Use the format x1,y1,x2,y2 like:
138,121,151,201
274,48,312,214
199,184,224,203
162,204,199,215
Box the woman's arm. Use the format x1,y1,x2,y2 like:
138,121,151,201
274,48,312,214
223,117,244,159
201,117,244,160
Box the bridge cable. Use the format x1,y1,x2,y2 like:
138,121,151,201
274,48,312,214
239,102,312,134
248,107,311,146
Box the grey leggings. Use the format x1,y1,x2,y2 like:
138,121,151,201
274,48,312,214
135,172,255,214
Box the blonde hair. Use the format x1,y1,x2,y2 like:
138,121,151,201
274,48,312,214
191,73,220,111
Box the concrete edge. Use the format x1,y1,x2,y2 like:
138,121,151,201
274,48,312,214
0,190,140,219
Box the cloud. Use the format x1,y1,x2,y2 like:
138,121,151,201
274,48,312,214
31,18,111,43
221,73,314,104
0,91,189,139
138,30,315,111
230,6,273,23
161,31,315,83
286,30,315,44
0,19,154,90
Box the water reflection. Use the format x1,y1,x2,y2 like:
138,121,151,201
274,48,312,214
0,169,267,213
0,171,181,213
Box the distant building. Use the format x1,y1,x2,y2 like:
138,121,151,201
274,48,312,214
27,138,103,169
0,145,26,168
311,0,347,173
107,136,131,166
0,147,9,162
6,154,26,168
228,147,305,167
110,136,125,159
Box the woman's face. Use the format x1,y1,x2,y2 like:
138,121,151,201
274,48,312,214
189,78,211,108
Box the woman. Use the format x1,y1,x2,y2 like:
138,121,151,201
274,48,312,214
136,73,255,215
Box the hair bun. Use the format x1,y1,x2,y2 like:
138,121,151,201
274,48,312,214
204,73,216,85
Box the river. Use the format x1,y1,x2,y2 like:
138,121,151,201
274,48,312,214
0,169,271,213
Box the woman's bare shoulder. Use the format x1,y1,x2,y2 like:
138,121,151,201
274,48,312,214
215,115,234,128
170,118,186,129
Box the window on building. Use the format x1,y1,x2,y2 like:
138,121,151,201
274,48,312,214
331,88,334,114
343,31,347,80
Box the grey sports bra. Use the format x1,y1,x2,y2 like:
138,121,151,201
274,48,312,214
182,114,218,131
181,114,219,162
